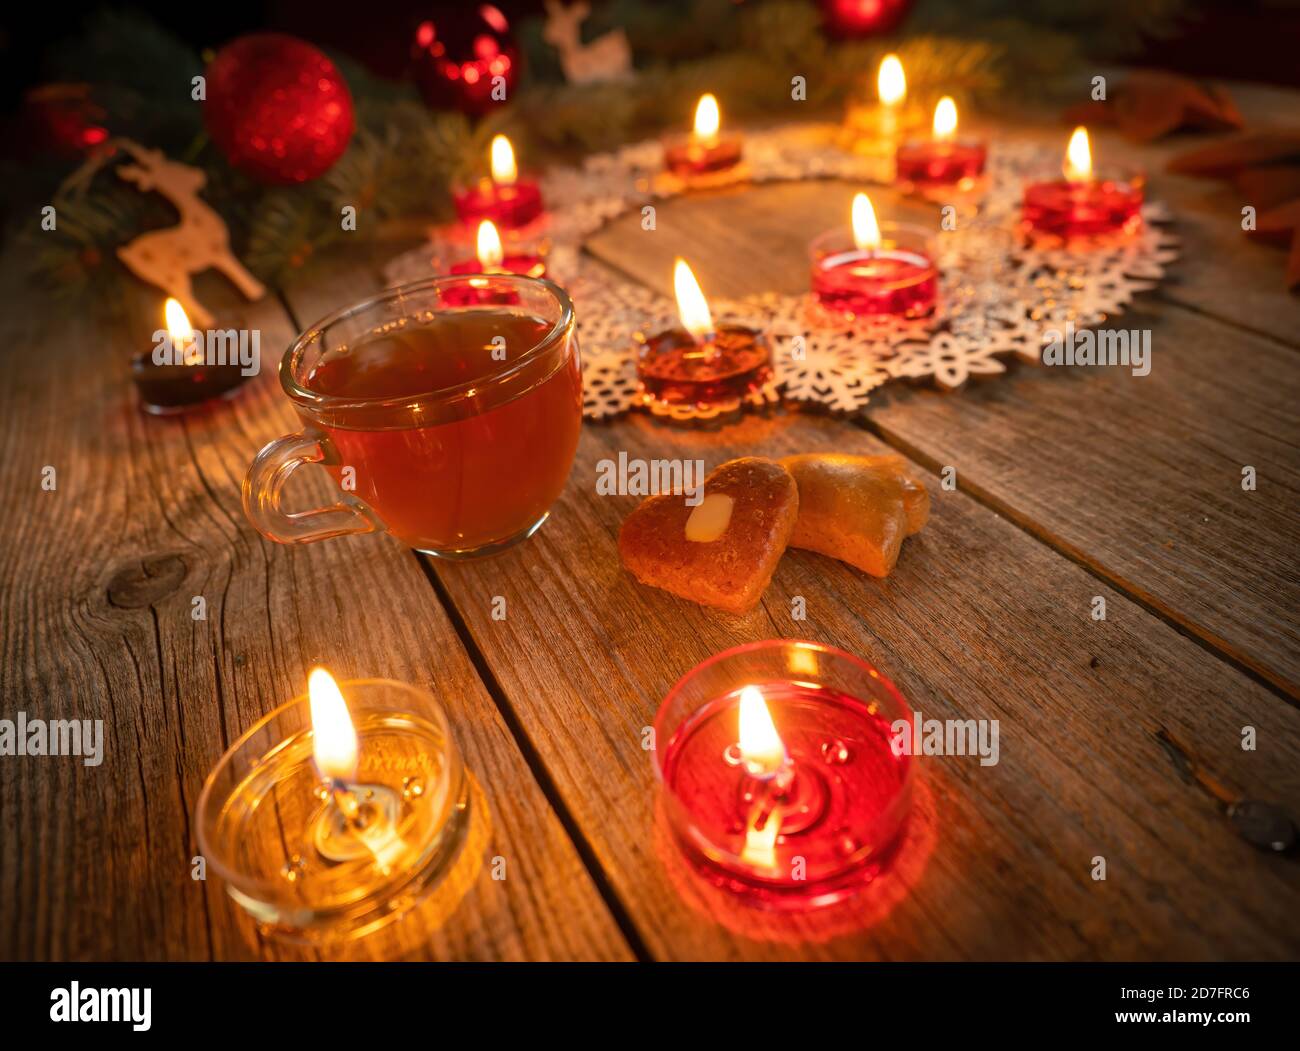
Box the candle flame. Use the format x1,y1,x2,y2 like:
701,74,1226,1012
673,258,714,342
693,93,720,141
164,298,193,341
309,667,358,784
738,685,786,779
490,134,517,185
933,96,958,142
476,219,504,269
877,54,906,107
852,192,881,252
1064,126,1092,183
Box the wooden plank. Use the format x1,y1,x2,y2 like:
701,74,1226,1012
433,412,1300,960
0,261,631,962
284,257,1300,960
586,180,1300,696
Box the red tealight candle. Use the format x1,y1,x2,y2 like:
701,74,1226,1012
810,193,939,320
895,96,987,191
444,220,546,306
1022,126,1145,241
654,641,914,909
452,134,544,232
663,94,744,178
636,259,772,413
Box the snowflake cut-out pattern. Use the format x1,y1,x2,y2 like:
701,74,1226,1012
383,128,1178,417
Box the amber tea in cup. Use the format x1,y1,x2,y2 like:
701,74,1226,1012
243,275,582,558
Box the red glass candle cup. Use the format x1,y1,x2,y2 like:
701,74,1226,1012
452,177,544,232
243,274,582,559
809,223,939,320
636,324,772,413
444,247,547,307
1022,169,1145,241
895,138,987,191
654,640,914,909
663,133,744,178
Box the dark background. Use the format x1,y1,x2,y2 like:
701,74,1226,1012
3,0,1298,114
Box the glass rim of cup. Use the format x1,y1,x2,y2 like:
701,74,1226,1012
278,273,576,414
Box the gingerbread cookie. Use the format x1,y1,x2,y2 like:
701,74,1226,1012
780,453,929,577
618,457,799,613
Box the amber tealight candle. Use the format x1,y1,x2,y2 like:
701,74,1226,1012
1022,127,1145,241
636,258,771,413
195,667,470,943
664,94,744,178
842,53,924,154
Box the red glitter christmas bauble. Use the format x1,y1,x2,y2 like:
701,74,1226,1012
411,4,520,118
203,33,354,184
818,0,914,39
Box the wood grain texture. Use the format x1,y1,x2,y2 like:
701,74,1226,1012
278,241,1300,959
585,180,1300,696
0,263,631,962
413,409,1300,960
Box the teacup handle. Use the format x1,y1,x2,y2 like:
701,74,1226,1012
242,429,383,545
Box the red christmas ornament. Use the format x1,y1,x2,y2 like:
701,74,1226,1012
21,85,110,158
203,33,354,184
818,0,914,39
411,4,520,117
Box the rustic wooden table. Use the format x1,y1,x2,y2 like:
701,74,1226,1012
3,87,1298,962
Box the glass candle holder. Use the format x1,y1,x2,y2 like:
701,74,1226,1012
442,241,549,307
809,223,939,320
654,640,915,909
663,132,744,179
131,346,248,415
895,137,987,191
196,678,469,943
1021,167,1145,241
635,323,772,414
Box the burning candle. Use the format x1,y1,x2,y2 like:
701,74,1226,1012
663,93,744,178
895,96,987,191
635,258,772,414
131,298,248,415
877,53,907,139
449,220,546,279
452,134,545,232
196,668,470,942
842,53,923,154
809,192,939,320
445,220,546,306
655,641,914,908
1022,126,1145,241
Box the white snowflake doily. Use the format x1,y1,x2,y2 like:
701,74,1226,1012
383,126,1179,419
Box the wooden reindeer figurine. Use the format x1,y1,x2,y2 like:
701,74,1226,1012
542,0,632,85
115,145,265,328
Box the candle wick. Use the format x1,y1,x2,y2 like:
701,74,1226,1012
331,778,362,824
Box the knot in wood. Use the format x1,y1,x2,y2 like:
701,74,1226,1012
106,553,188,608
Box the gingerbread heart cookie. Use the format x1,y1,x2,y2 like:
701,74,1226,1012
618,457,799,613
780,453,929,577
